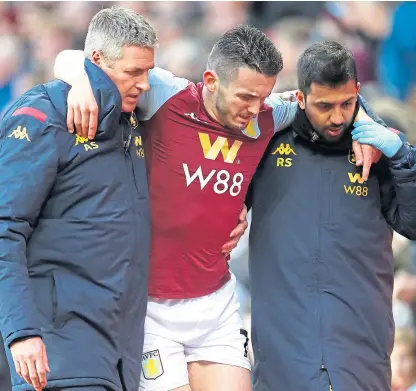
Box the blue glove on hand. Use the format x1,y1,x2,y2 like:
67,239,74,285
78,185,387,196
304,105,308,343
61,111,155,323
351,121,403,158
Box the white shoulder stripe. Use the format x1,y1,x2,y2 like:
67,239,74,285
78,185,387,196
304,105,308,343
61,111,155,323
138,67,189,121
265,94,298,133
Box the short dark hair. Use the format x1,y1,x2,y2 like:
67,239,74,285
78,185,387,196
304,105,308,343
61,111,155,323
207,24,283,83
297,41,358,95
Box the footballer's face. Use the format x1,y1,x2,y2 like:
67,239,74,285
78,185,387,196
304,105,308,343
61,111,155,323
297,80,360,143
92,45,155,112
204,66,277,131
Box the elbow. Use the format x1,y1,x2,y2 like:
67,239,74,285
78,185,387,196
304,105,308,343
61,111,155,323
396,220,416,240
53,50,66,80
54,50,84,80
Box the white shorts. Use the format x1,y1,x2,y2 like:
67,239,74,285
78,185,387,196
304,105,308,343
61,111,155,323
140,274,251,391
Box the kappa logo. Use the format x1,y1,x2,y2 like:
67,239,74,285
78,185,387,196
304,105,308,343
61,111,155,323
185,112,209,125
8,126,30,142
74,135,98,152
142,349,164,380
271,143,296,167
198,132,242,164
271,143,296,156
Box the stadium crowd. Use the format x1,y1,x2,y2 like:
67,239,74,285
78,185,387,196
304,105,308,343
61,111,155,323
1,1,416,390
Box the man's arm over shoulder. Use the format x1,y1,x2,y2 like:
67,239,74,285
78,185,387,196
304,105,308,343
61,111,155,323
265,93,298,133
54,50,86,85
0,107,58,347
379,139,416,239
54,50,189,132
266,91,387,134
138,67,189,121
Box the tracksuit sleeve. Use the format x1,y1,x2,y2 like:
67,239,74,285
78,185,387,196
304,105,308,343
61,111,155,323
0,113,58,347
380,142,416,239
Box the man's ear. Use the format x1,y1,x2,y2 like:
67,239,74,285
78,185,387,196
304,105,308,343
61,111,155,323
203,70,219,93
91,50,103,67
297,90,306,110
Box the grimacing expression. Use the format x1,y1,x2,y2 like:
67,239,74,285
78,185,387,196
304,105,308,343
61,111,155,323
93,45,155,112
297,80,360,143
214,67,277,131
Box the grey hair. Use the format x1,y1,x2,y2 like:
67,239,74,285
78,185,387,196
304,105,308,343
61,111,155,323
84,6,158,63
207,24,283,83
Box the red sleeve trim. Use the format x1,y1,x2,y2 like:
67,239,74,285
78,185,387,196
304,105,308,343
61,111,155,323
12,107,47,123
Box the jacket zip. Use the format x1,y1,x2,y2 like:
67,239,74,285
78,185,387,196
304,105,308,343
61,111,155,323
118,117,141,351
316,155,324,371
123,119,145,343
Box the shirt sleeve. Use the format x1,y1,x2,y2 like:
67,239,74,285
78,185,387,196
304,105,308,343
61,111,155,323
265,94,298,133
137,67,189,121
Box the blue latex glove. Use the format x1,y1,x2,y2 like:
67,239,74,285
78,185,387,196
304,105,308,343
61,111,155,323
351,121,403,158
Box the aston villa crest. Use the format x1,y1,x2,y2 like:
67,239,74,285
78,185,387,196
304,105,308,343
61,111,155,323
242,117,260,139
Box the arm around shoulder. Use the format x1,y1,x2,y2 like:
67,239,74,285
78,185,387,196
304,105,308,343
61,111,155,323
54,50,85,85
266,93,298,133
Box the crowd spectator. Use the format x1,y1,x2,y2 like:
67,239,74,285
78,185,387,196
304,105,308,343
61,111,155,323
392,328,416,391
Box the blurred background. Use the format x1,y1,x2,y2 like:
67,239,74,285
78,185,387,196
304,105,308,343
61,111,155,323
0,1,416,390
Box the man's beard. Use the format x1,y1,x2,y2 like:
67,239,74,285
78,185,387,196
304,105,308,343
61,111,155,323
315,122,351,143
291,105,359,151
215,90,242,131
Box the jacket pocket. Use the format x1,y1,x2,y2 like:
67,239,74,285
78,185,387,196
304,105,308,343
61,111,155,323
31,274,55,328
52,270,122,337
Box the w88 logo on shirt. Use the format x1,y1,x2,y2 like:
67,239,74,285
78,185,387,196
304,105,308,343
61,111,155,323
182,133,244,196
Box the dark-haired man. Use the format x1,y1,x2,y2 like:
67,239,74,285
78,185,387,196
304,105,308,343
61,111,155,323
54,29,379,391
249,41,416,391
